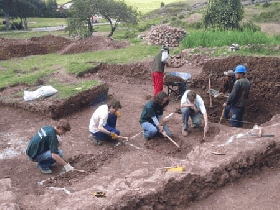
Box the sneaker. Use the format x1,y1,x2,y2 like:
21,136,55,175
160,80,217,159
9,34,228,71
191,123,200,128
114,142,122,147
182,127,188,137
93,138,102,146
88,134,94,141
50,162,56,167
37,165,52,174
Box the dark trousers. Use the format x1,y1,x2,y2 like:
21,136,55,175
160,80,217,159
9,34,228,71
230,106,245,127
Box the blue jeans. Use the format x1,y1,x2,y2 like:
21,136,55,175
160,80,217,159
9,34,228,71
230,106,244,127
35,150,63,169
224,104,231,119
181,107,202,130
92,113,120,141
141,122,171,140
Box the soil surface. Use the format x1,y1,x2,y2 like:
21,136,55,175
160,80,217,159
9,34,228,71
1,34,280,209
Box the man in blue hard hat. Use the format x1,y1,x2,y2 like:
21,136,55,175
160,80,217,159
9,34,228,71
222,65,250,127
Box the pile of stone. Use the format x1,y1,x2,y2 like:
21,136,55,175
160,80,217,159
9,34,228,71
144,25,186,47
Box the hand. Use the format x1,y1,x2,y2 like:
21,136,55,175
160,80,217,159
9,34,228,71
223,102,227,108
158,125,164,133
64,163,74,172
161,130,167,137
110,132,118,139
115,111,121,118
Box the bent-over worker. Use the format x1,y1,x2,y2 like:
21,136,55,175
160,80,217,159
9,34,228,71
139,91,171,140
181,90,208,137
26,119,74,174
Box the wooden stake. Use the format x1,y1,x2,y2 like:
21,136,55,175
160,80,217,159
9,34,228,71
209,77,212,107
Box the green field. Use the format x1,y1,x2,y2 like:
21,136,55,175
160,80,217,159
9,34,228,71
56,0,203,13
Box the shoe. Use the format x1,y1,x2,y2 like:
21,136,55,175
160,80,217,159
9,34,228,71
182,127,188,137
93,138,102,146
50,162,56,167
191,123,200,128
88,134,94,141
37,165,52,174
114,142,122,147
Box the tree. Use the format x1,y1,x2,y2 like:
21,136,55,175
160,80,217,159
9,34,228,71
67,0,139,38
0,0,46,30
66,0,95,38
203,0,244,30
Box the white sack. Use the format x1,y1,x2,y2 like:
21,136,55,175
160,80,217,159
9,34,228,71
24,85,58,101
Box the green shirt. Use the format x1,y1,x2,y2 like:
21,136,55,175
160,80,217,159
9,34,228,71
26,126,59,160
139,101,164,126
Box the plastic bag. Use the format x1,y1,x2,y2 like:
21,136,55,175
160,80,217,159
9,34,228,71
161,51,169,63
24,85,58,101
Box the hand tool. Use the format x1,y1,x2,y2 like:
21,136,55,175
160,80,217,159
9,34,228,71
162,132,180,148
219,108,225,124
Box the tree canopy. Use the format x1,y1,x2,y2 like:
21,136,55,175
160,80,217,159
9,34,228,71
203,0,244,30
67,0,139,38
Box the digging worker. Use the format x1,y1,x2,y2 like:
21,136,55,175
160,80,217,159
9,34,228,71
26,119,74,174
219,70,235,95
220,69,236,119
223,64,250,127
181,90,208,137
88,99,124,147
151,45,169,96
139,91,171,140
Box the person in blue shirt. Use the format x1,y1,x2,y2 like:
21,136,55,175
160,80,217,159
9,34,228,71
26,119,74,174
139,91,171,140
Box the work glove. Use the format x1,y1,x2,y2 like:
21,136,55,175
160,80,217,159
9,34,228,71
64,163,74,172
115,111,121,118
110,132,118,139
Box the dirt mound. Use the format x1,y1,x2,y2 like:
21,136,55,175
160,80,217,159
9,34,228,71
0,35,71,60
193,55,280,127
0,35,129,60
58,36,130,54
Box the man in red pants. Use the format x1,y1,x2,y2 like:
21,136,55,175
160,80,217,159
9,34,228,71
151,45,169,95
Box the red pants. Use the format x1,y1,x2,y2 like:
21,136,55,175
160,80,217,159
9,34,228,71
152,72,164,96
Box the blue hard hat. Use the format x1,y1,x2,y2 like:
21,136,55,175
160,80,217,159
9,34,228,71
234,65,247,73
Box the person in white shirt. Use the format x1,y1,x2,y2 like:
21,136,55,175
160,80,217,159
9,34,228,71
181,90,208,137
89,99,123,146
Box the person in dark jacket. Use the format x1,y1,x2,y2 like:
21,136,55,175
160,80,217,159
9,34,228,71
220,70,236,119
223,65,250,127
151,45,169,96
219,70,236,94
26,119,74,174
139,91,171,140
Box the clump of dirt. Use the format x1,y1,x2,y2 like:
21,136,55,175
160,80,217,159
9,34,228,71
164,75,186,85
193,55,280,128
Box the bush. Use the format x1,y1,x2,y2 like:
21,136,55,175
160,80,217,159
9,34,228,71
240,21,261,32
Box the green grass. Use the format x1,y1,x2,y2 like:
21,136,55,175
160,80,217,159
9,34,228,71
49,80,99,99
0,30,69,39
0,43,160,89
181,30,279,48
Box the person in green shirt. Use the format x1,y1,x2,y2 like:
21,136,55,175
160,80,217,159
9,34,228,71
26,119,74,174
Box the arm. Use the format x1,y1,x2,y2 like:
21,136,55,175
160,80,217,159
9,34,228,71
223,80,240,107
52,153,68,166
